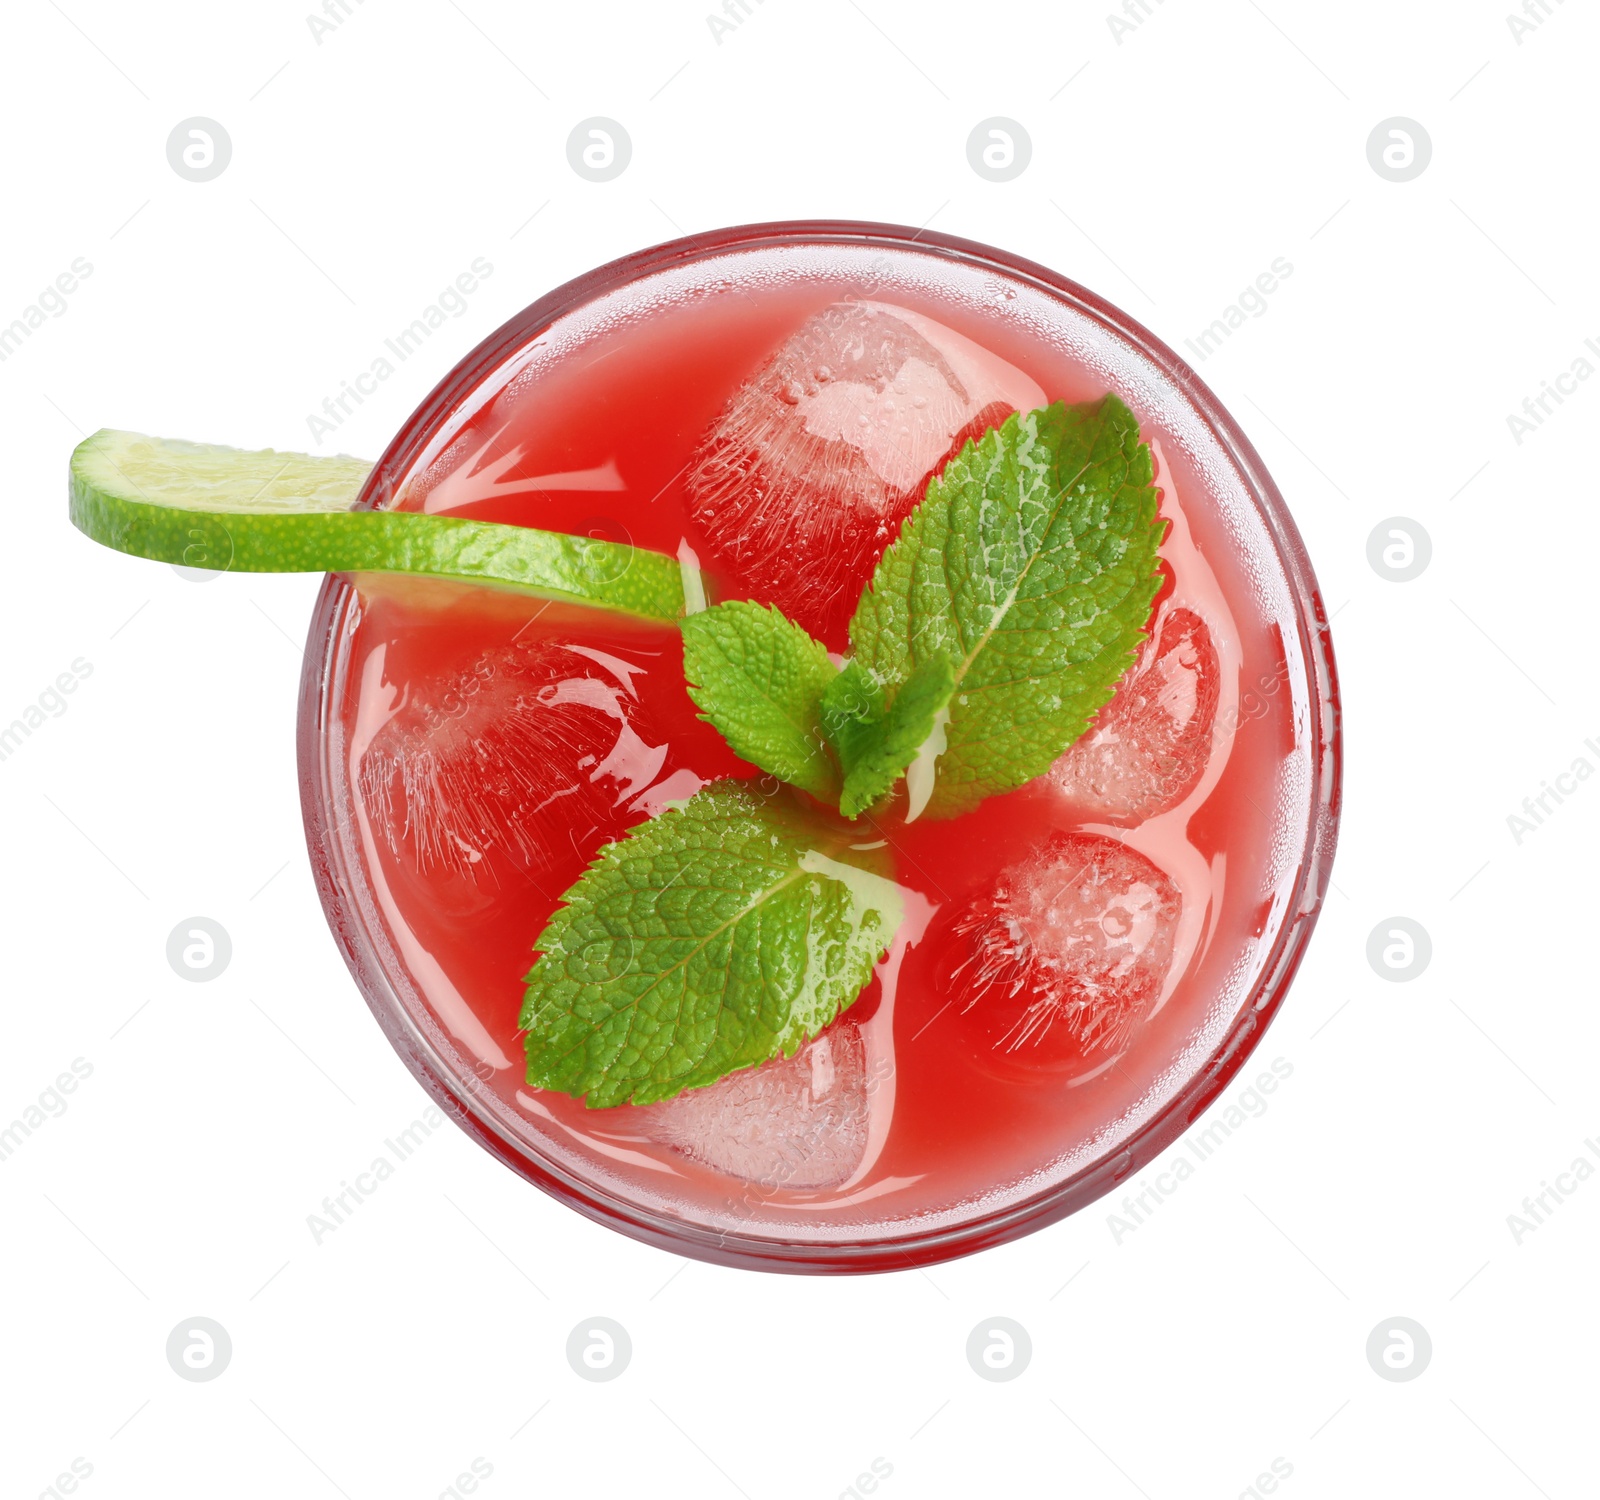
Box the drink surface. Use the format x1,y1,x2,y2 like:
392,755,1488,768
323,243,1313,1240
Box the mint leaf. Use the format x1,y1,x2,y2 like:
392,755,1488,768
681,601,840,798
520,781,901,1107
830,656,955,818
818,661,886,779
848,396,1164,820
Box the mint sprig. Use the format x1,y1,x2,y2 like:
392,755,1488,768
523,392,1165,1105
520,781,900,1107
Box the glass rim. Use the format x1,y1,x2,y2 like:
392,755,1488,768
296,219,1343,1274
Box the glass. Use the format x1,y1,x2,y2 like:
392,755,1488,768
295,221,1341,1273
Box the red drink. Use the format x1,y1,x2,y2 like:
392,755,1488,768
301,225,1339,1269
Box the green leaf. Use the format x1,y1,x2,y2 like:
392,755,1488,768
520,781,902,1107
848,396,1165,820
827,656,956,818
818,661,886,781
681,601,840,798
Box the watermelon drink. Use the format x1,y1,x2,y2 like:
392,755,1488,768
293,225,1339,1269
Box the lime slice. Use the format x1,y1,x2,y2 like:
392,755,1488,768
69,430,691,623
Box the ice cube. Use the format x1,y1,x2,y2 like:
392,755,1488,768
636,1021,869,1191
944,832,1181,1058
1050,605,1220,821
687,301,1043,642
357,638,664,882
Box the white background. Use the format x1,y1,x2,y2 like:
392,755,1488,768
2,1,1595,1496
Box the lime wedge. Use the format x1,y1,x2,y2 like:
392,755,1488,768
69,430,691,623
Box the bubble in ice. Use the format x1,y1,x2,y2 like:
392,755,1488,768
1050,605,1219,821
686,300,1042,640
636,1021,869,1191
944,832,1180,1058
358,639,670,882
